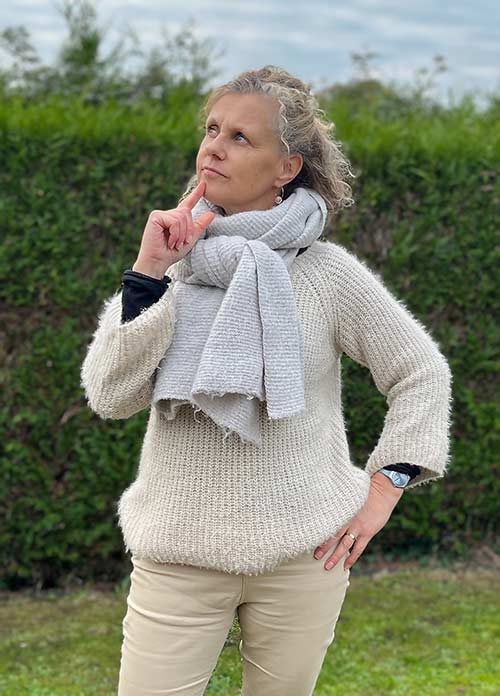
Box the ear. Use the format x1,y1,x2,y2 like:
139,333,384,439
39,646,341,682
275,153,303,188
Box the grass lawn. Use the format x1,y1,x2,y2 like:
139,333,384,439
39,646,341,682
1,560,498,695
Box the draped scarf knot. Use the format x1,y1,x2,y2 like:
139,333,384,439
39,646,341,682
152,185,327,446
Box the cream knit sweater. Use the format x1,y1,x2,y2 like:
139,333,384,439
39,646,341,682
80,241,453,576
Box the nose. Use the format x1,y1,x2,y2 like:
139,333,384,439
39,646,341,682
203,132,226,159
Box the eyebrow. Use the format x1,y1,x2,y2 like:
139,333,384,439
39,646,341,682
205,117,254,134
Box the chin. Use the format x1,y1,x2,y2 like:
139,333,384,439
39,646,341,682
204,191,226,208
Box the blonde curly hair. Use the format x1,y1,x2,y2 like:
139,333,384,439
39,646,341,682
178,64,357,216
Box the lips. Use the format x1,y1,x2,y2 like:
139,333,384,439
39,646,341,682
203,166,226,177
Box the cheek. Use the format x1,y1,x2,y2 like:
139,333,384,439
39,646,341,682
246,159,276,186
196,142,208,162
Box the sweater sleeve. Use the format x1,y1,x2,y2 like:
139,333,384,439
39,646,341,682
80,285,176,420
322,243,453,490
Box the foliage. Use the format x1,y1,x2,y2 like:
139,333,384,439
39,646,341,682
0,1,498,589
0,0,224,103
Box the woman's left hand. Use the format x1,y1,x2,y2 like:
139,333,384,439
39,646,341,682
313,472,405,571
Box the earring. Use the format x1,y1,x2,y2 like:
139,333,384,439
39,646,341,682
274,186,284,206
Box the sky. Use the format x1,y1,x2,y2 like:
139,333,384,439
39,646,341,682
1,0,499,109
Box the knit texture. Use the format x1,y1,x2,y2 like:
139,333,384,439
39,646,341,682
152,186,327,446
80,240,453,576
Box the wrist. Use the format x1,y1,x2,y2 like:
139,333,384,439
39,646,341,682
132,258,167,280
371,471,405,497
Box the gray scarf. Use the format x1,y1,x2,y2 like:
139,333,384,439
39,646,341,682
152,185,328,446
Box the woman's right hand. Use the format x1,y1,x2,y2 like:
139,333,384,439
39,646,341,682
132,180,216,279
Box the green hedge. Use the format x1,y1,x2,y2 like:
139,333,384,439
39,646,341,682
1,90,498,589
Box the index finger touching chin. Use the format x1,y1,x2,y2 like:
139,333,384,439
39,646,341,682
178,180,205,210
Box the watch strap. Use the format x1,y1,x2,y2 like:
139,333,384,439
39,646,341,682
382,463,421,481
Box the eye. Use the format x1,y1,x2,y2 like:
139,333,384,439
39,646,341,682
206,125,247,142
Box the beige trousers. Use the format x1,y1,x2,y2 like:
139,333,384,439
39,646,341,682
118,545,351,696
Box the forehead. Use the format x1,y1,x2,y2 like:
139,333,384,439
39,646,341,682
206,93,278,137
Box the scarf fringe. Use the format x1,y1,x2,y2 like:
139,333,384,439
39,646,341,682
191,403,254,444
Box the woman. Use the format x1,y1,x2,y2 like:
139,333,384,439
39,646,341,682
81,65,453,696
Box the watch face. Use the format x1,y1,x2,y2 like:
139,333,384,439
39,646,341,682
392,472,410,487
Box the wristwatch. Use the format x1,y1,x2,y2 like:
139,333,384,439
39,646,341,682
378,467,411,488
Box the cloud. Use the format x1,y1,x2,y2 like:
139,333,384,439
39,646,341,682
1,0,497,103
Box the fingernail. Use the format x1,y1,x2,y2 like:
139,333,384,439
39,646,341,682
325,561,334,569
314,551,323,559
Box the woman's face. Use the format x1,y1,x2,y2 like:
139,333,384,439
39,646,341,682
196,92,303,216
